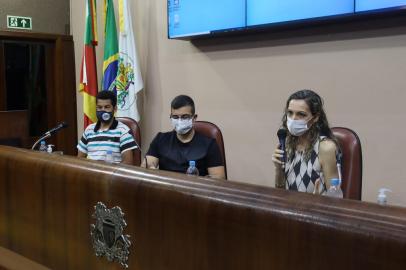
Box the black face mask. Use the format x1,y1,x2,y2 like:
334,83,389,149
96,110,113,123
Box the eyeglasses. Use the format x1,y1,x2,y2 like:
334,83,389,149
170,114,194,120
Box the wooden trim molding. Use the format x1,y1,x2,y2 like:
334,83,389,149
0,30,73,41
0,247,51,270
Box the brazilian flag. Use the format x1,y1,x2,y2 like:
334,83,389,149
102,0,119,91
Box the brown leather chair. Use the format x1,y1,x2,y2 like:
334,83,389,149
116,117,142,166
193,121,227,179
331,127,362,200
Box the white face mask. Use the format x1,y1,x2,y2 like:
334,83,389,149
171,118,193,135
287,117,310,136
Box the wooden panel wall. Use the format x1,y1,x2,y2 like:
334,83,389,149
0,31,77,154
0,146,405,270
0,111,28,147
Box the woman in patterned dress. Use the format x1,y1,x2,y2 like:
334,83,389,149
272,90,340,194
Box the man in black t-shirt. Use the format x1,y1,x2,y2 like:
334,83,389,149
143,95,225,179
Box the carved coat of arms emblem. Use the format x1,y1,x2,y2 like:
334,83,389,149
90,202,132,268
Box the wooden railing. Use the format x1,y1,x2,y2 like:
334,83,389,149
0,145,405,269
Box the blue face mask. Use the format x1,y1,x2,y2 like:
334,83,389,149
287,117,310,136
96,110,113,123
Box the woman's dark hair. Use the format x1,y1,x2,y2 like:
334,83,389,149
97,90,117,107
282,89,337,160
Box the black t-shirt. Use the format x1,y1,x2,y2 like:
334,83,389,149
146,131,223,176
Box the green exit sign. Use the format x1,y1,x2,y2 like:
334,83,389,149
7,15,32,30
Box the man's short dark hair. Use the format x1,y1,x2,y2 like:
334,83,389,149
171,95,195,115
97,90,117,107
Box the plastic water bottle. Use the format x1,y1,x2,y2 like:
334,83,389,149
377,188,392,205
47,144,54,153
39,141,47,152
105,150,114,164
186,160,199,176
326,178,343,198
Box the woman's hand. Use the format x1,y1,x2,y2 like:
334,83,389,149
272,143,285,168
313,178,321,195
273,143,286,188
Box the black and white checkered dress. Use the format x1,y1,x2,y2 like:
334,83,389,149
284,137,327,194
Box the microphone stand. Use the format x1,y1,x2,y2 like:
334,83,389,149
31,132,51,150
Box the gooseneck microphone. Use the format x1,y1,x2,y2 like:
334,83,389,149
277,127,287,167
31,122,68,150
45,122,68,136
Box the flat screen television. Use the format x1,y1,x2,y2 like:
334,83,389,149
356,0,406,12
247,0,355,26
167,0,406,39
168,0,246,39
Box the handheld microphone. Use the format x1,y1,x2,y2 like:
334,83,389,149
45,122,68,136
277,127,287,167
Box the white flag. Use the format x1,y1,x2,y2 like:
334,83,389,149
116,0,144,121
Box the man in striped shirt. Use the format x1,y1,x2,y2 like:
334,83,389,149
77,90,137,164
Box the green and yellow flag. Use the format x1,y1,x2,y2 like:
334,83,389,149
102,0,119,91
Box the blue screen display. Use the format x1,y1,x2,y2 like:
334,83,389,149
167,1,406,39
356,0,406,12
247,0,354,26
168,0,246,38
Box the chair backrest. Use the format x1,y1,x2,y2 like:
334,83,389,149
116,117,142,166
193,121,227,179
331,127,363,200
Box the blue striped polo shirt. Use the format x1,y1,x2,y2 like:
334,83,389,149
77,119,137,163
